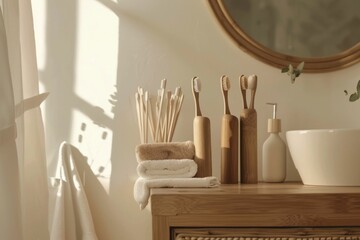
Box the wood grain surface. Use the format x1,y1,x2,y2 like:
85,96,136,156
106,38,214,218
193,116,212,177
240,109,257,183
151,183,360,240
221,114,239,184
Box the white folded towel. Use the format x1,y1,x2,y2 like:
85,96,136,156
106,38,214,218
137,159,197,179
134,177,220,210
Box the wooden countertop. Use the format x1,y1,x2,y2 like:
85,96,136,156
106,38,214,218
151,182,360,196
151,182,360,227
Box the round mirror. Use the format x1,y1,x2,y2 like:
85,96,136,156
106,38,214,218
209,0,360,72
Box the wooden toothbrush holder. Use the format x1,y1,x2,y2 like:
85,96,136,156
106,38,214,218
240,108,257,184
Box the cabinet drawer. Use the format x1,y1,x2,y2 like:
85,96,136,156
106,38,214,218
173,227,360,240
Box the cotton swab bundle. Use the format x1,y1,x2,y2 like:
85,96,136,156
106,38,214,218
135,87,146,143
169,87,184,142
165,91,172,142
135,92,142,142
147,97,155,141
155,79,166,142
144,91,149,143
135,80,184,143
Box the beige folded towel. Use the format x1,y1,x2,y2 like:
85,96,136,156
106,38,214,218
133,176,220,209
137,159,197,179
135,141,195,162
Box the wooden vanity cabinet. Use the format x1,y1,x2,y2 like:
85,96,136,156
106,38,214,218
151,183,360,240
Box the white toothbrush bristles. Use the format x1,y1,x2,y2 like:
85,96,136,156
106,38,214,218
193,77,201,93
248,74,257,89
221,75,230,91
240,75,248,89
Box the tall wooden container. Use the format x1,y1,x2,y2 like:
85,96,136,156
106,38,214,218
240,109,257,183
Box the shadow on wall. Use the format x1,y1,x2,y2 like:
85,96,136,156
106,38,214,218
38,0,78,175
37,0,148,239
37,0,119,238
38,0,217,238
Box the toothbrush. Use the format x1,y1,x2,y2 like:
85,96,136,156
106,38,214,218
220,75,239,184
240,74,257,109
240,75,248,109
192,77,212,177
192,77,202,116
221,75,231,115
239,74,258,184
248,74,257,109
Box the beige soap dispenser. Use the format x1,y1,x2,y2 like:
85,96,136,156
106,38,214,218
262,103,286,182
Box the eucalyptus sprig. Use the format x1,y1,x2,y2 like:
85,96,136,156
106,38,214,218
281,61,305,84
344,80,360,102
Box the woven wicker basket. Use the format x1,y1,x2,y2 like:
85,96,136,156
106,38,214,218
174,228,360,240
176,234,360,240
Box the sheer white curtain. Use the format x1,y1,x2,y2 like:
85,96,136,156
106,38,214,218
0,10,22,239
0,1,98,239
1,0,49,239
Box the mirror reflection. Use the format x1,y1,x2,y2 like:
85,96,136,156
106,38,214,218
223,0,360,58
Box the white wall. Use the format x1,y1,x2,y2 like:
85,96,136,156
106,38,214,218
32,0,360,239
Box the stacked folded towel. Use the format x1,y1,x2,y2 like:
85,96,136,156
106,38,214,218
134,141,220,209
137,159,198,179
135,141,196,161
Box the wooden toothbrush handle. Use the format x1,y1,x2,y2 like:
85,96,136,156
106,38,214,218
222,91,230,115
240,109,257,184
194,93,202,117
249,89,256,109
193,116,212,177
241,90,248,109
221,114,239,184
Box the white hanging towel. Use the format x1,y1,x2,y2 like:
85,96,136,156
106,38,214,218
49,142,98,240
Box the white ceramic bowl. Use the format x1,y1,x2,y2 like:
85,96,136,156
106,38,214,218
286,129,360,186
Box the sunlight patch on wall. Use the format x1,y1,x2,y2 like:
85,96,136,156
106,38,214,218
74,0,119,119
31,0,47,71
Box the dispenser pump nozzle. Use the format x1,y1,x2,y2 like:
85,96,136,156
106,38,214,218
267,102,277,119
266,102,281,133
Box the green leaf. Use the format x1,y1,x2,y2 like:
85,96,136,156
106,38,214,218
356,80,360,92
349,92,359,102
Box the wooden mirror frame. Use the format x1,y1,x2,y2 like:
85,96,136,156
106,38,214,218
208,0,360,73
